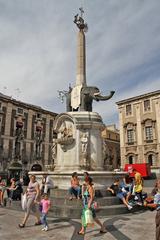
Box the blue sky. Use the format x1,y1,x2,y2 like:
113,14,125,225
0,0,160,127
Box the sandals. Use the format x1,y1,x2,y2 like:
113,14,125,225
18,223,25,228
99,229,107,234
78,231,85,235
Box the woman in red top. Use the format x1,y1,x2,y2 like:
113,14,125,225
7,178,17,202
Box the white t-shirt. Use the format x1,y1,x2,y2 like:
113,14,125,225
45,176,54,187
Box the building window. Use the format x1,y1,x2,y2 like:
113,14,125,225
0,102,2,109
144,99,150,112
0,117,2,131
145,126,153,141
148,154,154,166
17,107,23,115
129,155,133,164
127,129,134,144
126,104,132,116
37,113,42,119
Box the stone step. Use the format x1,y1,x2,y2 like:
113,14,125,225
6,195,121,210
143,187,153,194
5,199,144,219
48,204,131,218
50,196,121,206
51,188,111,198
143,179,156,188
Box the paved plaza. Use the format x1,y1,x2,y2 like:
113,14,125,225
0,207,156,240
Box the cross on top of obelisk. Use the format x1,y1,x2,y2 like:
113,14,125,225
73,7,88,31
79,7,84,18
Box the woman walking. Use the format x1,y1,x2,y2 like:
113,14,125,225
19,175,41,228
78,176,106,235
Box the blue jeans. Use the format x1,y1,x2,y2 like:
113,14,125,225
41,213,48,227
117,192,127,200
69,186,81,198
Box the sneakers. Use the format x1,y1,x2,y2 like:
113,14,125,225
137,202,143,206
128,205,133,210
42,226,48,231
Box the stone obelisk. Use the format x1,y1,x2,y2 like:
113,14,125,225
75,15,86,86
68,9,115,112
71,10,88,110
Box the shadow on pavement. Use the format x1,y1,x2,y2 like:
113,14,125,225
104,216,131,240
46,216,132,240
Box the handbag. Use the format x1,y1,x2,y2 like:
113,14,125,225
84,209,94,227
21,193,27,210
146,197,154,204
93,201,99,210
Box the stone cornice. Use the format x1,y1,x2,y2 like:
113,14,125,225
0,92,57,117
116,90,160,105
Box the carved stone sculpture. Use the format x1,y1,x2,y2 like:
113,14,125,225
35,131,43,159
15,127,24,159
81,132,89,153
52,139,57,159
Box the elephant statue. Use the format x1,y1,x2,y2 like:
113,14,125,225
66,85,115,112
80,86,115,111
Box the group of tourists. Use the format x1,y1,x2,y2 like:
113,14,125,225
68,169,144,235
19,174,53,231
17,169,158,236
1,169,160,238
17,172,106,234
68,171,106,234
0,177,23,206
107,169,144,210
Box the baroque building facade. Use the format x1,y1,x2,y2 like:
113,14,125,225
0,92,57,176
102,124,120,170
116,90,160,171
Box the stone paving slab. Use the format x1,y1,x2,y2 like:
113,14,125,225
0,208,156,240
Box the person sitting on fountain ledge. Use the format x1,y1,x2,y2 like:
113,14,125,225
40,174,54,195
107,178,133,210
68,172,81,200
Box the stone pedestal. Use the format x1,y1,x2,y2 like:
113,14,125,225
53,111,105,172
30,171,126,190
30,113,127,190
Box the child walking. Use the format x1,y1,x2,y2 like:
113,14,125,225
40,193,51,231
